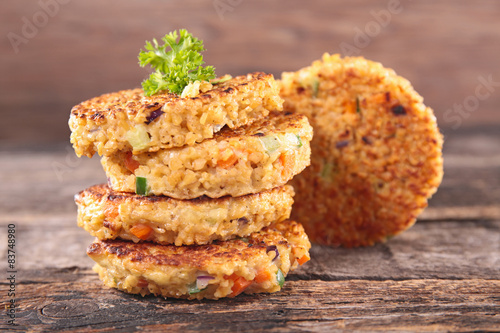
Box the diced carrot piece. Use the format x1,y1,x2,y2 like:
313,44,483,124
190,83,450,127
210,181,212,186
254,269,273,283
297,255,310,266
217,148,239,169
225,273,252,297
344,99,356,114
367,92,390,105
279,152,294,177
104,203,119,220
129,223,153,240
124,151,140,173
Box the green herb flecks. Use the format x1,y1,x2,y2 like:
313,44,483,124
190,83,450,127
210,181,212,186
356,96,361,113
139,29,216,96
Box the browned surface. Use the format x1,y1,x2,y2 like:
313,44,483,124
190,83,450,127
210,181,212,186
1,0,499,148
70,73,273,121
87,220,306,268
0,128,499,331
76,183,293,206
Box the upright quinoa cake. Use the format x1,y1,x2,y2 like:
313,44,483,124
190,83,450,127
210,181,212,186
69,72,283,157
280,53,443,247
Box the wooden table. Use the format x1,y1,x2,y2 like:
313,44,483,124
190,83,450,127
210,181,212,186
0,127,499,332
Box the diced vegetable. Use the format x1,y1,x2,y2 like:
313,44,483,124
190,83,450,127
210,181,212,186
297,255,310,266
196,275,214,290
145,108,164,124
283,133,302,148
103,203,119,220
126,125,150,151
266,245,280,262
226,273,252,297
129,223,153,240
188,282,202,295
124,151,140,173
276,268,285,288
254,269,273,284
279,152,294,178
259,136,281,155
217,148,238,168
135,176,149,195
188,275,214,294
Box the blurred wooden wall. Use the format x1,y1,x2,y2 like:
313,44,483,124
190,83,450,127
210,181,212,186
1,0,499,148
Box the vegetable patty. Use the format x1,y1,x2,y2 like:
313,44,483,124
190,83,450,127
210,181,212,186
280,53,443,247
75,184,294,246
102,111,313,199
69,72,283,157
87,220,311,300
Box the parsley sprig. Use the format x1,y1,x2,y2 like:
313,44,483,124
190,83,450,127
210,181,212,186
138,29,216,96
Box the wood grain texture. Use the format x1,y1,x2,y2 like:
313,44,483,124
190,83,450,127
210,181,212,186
0,128,499,331
1,0,499,148
1,274,499,332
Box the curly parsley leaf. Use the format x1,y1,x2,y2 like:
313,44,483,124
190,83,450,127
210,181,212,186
138,29,216,96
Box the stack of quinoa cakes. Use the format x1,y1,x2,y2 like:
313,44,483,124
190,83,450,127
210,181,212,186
70,72,313,299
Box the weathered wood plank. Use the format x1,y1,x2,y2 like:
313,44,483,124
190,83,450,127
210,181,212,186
1,275,498,332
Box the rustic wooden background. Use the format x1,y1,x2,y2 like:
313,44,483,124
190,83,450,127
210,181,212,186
1,0,499,148
1,0,499,332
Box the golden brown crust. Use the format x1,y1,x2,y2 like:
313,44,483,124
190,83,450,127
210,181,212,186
69,72,283,157
87,220,309,270
71,74,263,121
280,53,443,247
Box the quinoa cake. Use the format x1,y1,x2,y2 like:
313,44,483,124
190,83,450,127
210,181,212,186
279,53,443,247
75,184,294,246
69,72,283,157
101,111,313,199
87,220,311,300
